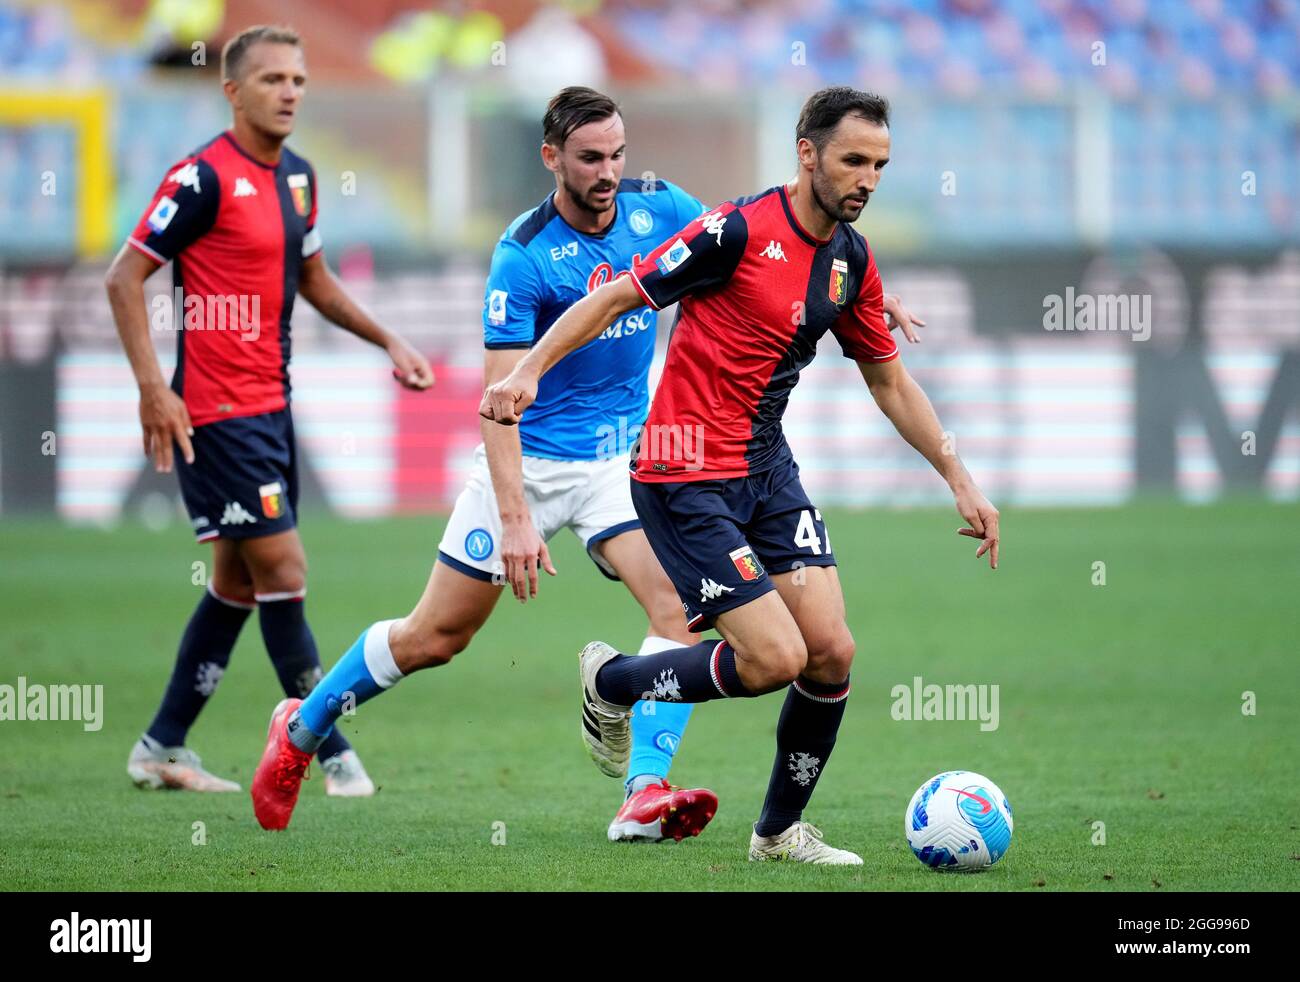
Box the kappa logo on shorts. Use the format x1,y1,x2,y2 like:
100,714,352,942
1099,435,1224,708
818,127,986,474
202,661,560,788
465,528,494,561
258,482,284,519
699,578,735,602
729,545,765,582
219,502,257,526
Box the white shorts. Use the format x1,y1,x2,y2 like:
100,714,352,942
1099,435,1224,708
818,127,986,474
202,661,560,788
436,445,641,583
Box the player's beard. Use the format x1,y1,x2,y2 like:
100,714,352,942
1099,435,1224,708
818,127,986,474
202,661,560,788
562,175,617,217
811,166,868,224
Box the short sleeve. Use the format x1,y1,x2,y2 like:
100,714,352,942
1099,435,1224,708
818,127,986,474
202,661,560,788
483,237,544,348
301,166,322,259
629,202,747,310
127,158,219,264
831,245,899,363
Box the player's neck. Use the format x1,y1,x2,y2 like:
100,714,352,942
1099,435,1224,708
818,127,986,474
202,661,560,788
228,121,285,166
785,179,836,243
553,187,616,236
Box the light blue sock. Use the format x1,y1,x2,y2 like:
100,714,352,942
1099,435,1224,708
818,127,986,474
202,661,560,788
626,635,695,793
290,619,402,751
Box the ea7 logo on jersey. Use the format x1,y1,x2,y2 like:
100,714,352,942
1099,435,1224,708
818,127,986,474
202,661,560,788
699,578,735,602
699,210,727,246
219,502,257,526
147,195,178,233
656,238,692,275
233,177,257,197
487,289,508,325
168,163,201,193
549,241,578,262
761,240,788,262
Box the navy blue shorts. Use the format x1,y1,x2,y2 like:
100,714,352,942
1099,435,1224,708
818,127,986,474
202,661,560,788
630,456,836,631
175,408,299,543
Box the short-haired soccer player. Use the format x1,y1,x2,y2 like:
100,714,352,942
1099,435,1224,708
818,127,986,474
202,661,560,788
105,25,432,795
482,86,999,864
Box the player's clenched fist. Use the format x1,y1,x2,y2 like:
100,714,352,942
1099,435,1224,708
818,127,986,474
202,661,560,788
480,371,538,425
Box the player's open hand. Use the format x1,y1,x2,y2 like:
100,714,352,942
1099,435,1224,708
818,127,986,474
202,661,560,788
954,484,999,569
499,516,557,603
480,372,538,426
139,382,194,473
885,293,926,344
387,338,434,390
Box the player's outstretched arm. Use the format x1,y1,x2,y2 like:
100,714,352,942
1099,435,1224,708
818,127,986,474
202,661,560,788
858,357,1000,569
480,276,643,425
104,244,194,473
298,253,434,390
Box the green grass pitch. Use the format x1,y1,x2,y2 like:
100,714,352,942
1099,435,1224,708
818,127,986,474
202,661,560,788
1,500,1296,891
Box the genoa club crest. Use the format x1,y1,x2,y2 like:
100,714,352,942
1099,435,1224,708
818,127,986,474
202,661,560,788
259,482,285,519
829,258,848,305
287,173,311,217
729,545,764,582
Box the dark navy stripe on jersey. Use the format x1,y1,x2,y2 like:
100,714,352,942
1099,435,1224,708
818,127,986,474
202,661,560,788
509,195,559,248
274,161,300,407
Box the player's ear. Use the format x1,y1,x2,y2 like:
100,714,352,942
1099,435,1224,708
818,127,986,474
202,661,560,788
540,142,559,173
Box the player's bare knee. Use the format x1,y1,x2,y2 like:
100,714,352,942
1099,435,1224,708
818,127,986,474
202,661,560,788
393,619,474,670
805,631,855,682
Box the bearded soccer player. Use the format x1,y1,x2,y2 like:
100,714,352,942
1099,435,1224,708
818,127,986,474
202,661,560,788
247,86,928,837
104,25,432,795
482,86,998,864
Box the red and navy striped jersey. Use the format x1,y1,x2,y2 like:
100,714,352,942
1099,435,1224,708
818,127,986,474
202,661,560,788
628,184,898,482
128,131,322,427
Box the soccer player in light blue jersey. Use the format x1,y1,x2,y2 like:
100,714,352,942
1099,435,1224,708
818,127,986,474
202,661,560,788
250,87,926,839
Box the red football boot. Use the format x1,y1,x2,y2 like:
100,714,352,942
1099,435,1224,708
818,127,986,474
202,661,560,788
251,698,312,830
607,779,719,842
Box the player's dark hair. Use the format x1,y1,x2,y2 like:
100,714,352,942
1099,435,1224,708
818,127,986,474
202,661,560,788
543,86,621,148
796,86,890,152
221,25,302,82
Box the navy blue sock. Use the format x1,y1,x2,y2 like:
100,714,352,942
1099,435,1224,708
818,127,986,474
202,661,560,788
146,587,253,747
257,594,353,763
754,675,850,837
596,640,752,706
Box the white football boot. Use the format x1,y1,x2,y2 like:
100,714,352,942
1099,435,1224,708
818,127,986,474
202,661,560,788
321,749,376,797
578,641,632,778
748,821,863,865
127,736,241,792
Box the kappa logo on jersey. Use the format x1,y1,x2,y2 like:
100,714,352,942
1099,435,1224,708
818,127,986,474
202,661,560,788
487,289,508,325
729,545,764,581
656,238,692,275
829,257,849,305
761,240,788,262
233,177,258,197
699,578,735,602
549,240,579,262
219,501,257,526
699,210,727,245
168,162,202,193
147,195,178,233
287,172,311,216
258,482,284,519
629,208,654,235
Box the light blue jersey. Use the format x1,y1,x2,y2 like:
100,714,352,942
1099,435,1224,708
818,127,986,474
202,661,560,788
483,178,704,461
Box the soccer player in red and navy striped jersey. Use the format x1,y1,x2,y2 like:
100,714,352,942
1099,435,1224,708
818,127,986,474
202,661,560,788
483,87,1000,864
104,25,432,796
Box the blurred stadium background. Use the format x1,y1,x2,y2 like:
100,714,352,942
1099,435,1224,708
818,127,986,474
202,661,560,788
0,0,1297,525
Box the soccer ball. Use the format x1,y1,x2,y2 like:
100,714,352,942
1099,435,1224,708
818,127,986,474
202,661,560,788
905,770,1013,870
